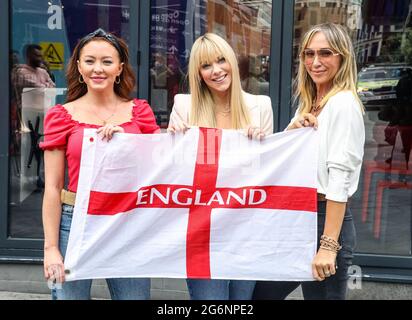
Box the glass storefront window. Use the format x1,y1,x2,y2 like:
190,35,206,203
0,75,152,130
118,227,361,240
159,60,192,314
149,0,272,128
293,0,412,256
9,0,133,238
6,0,410,266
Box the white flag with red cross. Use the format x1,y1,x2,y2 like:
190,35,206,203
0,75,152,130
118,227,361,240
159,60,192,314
64,127,318,282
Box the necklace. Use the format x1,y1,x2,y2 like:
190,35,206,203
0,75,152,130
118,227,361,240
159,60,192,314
91,99,120,125
310,95,325,117
216,104,231,117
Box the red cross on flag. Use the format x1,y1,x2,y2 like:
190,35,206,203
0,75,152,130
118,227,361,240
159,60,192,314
64,127,318,282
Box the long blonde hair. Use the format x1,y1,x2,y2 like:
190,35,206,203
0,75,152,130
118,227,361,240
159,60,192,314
295,23,363,114
188,33,251,129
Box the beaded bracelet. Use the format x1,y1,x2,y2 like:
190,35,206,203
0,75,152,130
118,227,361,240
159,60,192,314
320,234,342,253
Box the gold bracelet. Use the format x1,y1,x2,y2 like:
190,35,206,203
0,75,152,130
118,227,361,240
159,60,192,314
319,244,339,253
320,241,341,251
320,235,342,252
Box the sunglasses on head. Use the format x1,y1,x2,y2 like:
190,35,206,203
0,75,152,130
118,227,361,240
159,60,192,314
79,28,124,60
301,48,340,62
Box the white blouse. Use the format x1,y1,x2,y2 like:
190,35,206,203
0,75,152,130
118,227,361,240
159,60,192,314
289,91,365,202
169,92,274,135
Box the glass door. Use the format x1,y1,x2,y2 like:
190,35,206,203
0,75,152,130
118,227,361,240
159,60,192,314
8,0,137,242
149,0,273,129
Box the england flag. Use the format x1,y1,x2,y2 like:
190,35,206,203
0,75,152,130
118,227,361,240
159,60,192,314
64,127,319,281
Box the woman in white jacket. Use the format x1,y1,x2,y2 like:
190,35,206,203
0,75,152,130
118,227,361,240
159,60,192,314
254,23,365,300
168,33,273,300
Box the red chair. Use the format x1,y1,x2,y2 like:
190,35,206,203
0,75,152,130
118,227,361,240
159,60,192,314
361,160,411,223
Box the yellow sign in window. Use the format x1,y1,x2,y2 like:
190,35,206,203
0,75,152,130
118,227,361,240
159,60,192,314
40,42,64,70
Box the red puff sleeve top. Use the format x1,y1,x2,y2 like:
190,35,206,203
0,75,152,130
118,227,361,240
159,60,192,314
39,99,160,192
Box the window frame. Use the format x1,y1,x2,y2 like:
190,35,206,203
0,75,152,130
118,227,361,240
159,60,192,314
0,0,38,256
0,1,8,248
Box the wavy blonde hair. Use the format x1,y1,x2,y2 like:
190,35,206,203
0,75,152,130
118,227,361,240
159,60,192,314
188,33,251,129
295,23,363,114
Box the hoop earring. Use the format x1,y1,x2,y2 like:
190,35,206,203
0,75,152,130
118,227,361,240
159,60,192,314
79,75,85,84
115,76,121,84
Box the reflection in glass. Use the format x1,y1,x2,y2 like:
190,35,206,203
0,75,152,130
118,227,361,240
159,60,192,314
293,0,412,256
149,0,272,128
9,0,131,238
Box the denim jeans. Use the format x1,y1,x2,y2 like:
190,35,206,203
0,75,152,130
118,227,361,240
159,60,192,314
52,204,151,300
253,201,356,300
186,279,256,300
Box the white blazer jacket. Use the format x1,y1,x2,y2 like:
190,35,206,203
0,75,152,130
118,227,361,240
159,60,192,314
168,91,274,135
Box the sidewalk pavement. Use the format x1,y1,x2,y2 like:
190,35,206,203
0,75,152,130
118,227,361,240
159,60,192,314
0,291,50,300
0,289,304,300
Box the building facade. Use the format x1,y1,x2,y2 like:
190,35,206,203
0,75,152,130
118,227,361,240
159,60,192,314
0,0,411,297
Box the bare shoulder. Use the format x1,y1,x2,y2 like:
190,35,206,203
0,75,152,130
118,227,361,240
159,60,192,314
61,101,77,114
61,97,87,116
124,98,136,108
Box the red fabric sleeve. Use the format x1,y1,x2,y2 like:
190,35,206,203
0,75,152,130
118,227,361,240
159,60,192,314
40,104,75,150
133,99,160,134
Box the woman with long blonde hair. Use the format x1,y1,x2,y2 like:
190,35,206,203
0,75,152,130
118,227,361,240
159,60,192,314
254,23,365,300
168,33,273,138
168,33,274,299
